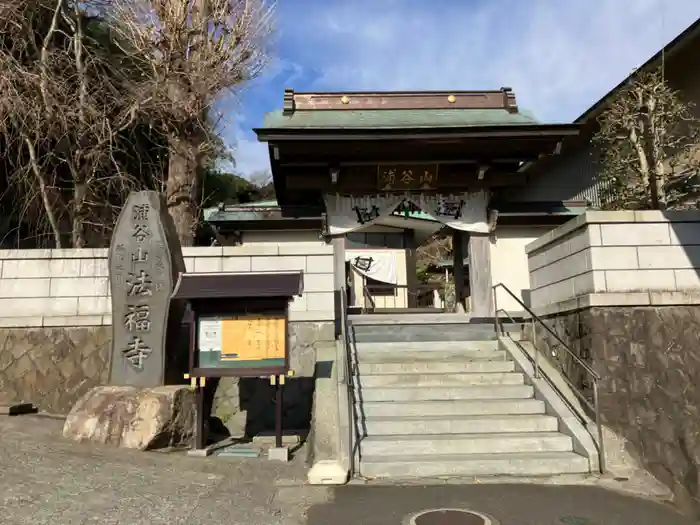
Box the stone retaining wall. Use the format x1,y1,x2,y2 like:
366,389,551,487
0,326,110,414
533,305,700,516
0,238,336,436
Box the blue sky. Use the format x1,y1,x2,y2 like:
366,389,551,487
220,0,700,177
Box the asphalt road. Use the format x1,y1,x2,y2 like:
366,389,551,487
0,415,693,525
306,483,695,525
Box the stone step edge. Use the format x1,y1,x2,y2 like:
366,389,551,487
359,451,588,464
362,414,557,422
359,431,569,442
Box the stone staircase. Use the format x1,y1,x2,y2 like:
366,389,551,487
349,315,593,479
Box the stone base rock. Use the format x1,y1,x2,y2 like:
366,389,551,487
62,385,195,450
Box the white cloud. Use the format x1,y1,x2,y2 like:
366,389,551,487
230,127,271,176
214,103,271,177
297,0,700,121
232,0,700,175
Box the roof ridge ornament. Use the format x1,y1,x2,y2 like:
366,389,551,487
501,87,518,113
285,89,522,111
283,88,295,115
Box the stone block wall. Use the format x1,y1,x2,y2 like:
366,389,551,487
0,235,336,428
526,210,700,516
533,306,700,517
527,210,700,312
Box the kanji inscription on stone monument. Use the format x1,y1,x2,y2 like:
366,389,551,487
108,191,179,387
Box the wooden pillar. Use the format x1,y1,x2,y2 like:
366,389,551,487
468,233,494,319
404,230,418,308
452,229,465,309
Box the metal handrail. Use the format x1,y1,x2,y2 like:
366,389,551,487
339,286,360,476
492,282,605,474
492,284,599,379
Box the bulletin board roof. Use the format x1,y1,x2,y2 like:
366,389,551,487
171,271,303,300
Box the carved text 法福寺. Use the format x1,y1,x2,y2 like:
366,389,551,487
120,203,155,370
122,336,152,369
124,304,151,332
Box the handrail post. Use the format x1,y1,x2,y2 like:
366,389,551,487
491,281,606,474
492,285,500,335
532,316,539,379
593,380,606,474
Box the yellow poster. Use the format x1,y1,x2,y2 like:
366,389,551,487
220,314,285,361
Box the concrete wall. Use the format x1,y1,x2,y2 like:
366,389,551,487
0,233,334,327
0,235,336,429
526,211,700,313
491,225,552,312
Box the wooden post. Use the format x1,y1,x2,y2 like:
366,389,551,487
468,233,494,319
452,229,464,309
404,230,418,308
194,384,206,450
274,376,284,448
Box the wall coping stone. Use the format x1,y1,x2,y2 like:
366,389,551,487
0,244,334,261
525,210,700,255
535,291,700,317
0,312,333,329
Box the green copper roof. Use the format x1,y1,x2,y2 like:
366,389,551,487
204,200,439,223
261,108,540,130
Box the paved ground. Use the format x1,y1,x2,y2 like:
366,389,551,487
0,415,325,525
1,416,695,525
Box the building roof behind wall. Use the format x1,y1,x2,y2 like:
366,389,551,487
522,16,700,179
204,199,440,223
575,16,700,125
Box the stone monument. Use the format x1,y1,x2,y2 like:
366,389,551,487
107,191,186,387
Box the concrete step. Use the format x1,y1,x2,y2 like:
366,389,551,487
358,384,535,402
350,314,470,324
354,340,501,352
358,372,525,388
351,325,498,343
364,414,559,435
359,452,591,478
361,398,546,418
358,359,516,375
356,350,509,363
360,432,574,456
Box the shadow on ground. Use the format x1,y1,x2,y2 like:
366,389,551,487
306,484,694,525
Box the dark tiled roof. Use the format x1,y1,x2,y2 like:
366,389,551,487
172,272,303,300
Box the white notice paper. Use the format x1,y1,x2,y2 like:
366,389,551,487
198,317,223,353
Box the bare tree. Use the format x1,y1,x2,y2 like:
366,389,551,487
416,234,452,271
593,68,700,210
110,0,274,245
0,0,162,248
